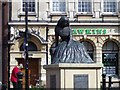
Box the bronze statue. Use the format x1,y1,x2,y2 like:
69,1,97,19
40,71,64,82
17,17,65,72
50,16,94,64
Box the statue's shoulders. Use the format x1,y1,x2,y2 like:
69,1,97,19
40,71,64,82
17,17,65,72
72,40,84,46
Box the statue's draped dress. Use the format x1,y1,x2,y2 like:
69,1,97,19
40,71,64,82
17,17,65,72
52,39,94,64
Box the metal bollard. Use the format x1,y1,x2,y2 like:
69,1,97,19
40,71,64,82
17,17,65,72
102,74,106,90
17,72,24,90
108,76,112,90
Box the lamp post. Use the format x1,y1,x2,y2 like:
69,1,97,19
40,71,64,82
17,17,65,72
8,1,12,89
25,2,29,90
46,26,49,65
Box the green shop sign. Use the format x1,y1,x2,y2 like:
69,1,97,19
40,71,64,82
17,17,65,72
72,28,107,35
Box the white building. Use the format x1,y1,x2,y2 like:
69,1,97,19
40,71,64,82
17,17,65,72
8,0,120,88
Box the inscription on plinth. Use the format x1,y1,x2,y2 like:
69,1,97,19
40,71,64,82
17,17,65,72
74,74,88,90
50,75,56,88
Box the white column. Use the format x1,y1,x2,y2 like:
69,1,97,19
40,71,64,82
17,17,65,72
95,45,103,64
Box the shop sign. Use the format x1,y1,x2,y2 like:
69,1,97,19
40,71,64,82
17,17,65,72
72,28,107,35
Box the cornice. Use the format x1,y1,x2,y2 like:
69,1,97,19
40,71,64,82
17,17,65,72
8,20,120,26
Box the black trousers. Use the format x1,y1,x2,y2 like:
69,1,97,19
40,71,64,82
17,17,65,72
12,82,18,90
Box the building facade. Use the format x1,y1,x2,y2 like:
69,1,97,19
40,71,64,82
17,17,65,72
8,0,120,87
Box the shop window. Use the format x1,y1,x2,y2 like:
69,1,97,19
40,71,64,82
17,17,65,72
82,41,94,60
102,41,118,76
20,41,37,51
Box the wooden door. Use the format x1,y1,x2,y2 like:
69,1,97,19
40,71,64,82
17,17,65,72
29,59,39,85
20,68,30,88
17,58,39,86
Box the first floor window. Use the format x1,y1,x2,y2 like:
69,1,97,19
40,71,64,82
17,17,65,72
78,0,92,12
103,0,117,12
22,0,35,13
52,0,66,12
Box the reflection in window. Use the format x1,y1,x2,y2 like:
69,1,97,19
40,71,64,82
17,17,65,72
102,41,118,75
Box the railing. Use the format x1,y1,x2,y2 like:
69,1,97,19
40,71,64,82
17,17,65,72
101,74,120,90
0,81,7,90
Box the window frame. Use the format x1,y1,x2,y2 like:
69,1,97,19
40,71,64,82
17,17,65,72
101,0,118,15
75,0,93,14
50,0,67,14
19,0,38,15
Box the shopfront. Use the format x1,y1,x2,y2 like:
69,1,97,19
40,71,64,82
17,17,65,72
48,25,120,77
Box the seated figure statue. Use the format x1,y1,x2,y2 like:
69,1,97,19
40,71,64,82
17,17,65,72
50,16,94,64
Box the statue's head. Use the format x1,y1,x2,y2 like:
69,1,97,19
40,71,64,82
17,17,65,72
57,16,69,28
55,16,71,46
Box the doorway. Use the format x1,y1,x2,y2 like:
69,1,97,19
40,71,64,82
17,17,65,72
17,58,40,86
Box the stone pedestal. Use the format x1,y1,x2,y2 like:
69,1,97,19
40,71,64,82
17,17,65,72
44,63,103,89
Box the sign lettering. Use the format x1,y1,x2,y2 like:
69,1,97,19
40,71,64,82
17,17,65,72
72,28,107,35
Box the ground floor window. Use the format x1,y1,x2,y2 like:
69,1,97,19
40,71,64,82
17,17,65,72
102,53,118,75
20,41,37,51
82,41,94,60
102,41,119,76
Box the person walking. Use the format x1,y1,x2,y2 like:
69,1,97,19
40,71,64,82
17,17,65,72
11,64,23,90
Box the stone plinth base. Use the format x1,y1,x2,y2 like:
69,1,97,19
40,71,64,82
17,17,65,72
44,63,103,89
